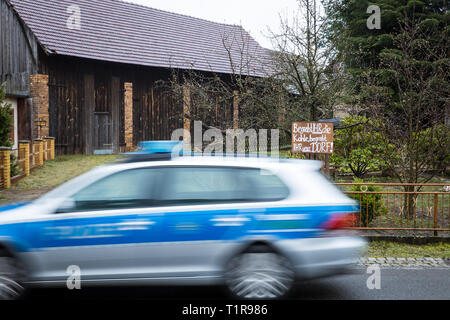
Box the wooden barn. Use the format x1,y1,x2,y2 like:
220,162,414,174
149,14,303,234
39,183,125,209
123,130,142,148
0,0,271,154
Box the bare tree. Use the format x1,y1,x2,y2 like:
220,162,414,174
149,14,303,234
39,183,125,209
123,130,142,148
162,24,294,149
269,0,345,122
164,65,290,147
163,1,348,149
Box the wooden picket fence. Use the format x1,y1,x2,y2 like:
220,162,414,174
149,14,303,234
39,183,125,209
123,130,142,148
0,138,55,189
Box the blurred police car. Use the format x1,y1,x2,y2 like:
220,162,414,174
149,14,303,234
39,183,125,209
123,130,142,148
0,141,366,299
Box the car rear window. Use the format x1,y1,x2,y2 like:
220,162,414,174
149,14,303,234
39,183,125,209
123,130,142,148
158,166,289,205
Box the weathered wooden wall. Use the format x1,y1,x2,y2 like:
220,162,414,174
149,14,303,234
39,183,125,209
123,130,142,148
39,54,185,155
0,0,38,96
39,54,85,154
133,78,183,145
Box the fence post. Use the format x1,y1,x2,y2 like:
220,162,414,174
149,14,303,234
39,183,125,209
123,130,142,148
32,140,38,166
19,141,30,176
433,193,438,237
43,139,48,162
39,139,44,166
45,137,55,160
33,139,44,167
0,147,11,189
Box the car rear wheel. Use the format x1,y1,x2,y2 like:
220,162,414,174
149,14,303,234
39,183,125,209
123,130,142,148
0,256,26,300
225,248,294,299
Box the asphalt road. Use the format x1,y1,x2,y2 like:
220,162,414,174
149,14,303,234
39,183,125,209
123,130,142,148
25,267,450,300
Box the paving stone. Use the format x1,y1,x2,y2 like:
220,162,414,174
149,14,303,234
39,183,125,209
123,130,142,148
386,257,395,261
361,257,450,268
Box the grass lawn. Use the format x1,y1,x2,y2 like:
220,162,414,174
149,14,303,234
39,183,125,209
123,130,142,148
368,241,450,258
0,155,119,205
13,155,119,190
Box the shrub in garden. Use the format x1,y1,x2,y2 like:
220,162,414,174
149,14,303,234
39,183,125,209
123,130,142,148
330,115,387,178
286,150,306,159
349,179,388,227
9,153,20,177
0,83,12,146
0,82,20,177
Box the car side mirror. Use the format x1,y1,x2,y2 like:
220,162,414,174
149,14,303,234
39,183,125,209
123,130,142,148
54,198,76,214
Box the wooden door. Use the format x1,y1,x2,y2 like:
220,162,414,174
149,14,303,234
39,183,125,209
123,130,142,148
93,112,112,154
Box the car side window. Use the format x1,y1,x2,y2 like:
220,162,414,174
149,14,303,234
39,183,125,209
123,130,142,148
240,168,290,201
158,166,289,206
59,168,163,212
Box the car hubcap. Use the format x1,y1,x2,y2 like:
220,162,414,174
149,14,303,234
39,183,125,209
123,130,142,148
226,252,294,299
0,257,25,300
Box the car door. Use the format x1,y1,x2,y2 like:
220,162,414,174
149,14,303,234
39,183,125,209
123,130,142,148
32,167,165,282
154,166,289,278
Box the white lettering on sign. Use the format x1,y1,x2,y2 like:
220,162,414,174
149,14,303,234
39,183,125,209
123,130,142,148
292,122,334,154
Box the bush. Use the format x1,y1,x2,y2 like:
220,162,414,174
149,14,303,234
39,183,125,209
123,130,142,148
330,115,387,178
0,82,12,146
286,150,307,159
9,153,20,177
349,178,388,227
0,82,20,177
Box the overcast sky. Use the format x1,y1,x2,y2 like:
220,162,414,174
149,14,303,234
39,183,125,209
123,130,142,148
124,0,300,49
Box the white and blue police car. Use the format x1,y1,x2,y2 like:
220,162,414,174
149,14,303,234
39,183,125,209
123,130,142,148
0,142,366,299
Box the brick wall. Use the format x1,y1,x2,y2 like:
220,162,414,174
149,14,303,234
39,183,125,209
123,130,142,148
29,74,49,138
124,82,133,151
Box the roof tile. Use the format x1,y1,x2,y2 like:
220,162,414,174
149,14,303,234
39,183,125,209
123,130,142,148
9,0,272,76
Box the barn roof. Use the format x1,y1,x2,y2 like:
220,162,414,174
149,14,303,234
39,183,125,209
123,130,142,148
8,0,272,77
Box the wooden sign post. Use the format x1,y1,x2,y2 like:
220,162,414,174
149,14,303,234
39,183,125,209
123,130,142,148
291,122,334,176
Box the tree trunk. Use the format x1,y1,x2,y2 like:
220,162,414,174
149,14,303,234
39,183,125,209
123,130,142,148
403,185,416,220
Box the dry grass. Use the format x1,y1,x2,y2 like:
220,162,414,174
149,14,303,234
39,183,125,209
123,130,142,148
368,241,450,258
13,155,119,190
0,155,119,205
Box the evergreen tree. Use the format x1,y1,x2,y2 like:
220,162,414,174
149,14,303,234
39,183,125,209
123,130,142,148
324,0,448,86
0,82,12,147
324,0,449,218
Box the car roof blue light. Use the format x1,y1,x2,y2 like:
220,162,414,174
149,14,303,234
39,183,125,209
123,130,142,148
131,141,183,154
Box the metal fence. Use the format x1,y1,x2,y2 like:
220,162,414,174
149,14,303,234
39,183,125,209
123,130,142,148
335,183,450,236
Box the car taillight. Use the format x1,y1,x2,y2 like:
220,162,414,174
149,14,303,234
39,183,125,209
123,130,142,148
320,213,357,230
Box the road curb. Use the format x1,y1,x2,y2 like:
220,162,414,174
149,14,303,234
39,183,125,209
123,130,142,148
359,257,450,267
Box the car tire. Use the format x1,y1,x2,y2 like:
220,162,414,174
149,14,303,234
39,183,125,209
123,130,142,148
224,246,295,299
0,254,26,300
